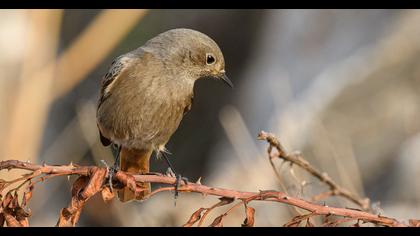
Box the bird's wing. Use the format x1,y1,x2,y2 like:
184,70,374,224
98,54,134,109
97,54,135,146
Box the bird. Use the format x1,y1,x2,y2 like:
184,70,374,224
96,28,233,202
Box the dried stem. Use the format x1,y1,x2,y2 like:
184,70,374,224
258,131,371,211
0,159,410,227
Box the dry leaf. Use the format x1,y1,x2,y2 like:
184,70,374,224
71,176,90,196
80,167,107,200
9,192,19,209
22,190,33,207
209,214,225,227
18,217,29,227
101,187,115,202
0,179,6,192
183,208,207,227
57,208,73,227
3,212,22,227
409,219,420,227
2,193,13,208
57,176,89,227
241,204,255,227
0,213,5,227
15,207,31,219
58,169,106,227
218,197,234,206
197,199,234,227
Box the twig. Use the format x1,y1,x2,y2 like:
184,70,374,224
257,131,371,211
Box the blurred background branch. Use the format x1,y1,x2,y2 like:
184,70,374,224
52,9,147,99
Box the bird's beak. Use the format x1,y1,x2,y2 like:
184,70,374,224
220,73,233,88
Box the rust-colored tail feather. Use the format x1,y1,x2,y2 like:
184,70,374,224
118,147,152,202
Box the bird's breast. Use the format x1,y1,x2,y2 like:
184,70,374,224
126,78,193,149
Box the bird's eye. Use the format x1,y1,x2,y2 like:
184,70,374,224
206,53,216,65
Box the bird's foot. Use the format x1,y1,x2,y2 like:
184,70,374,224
165,167,176,177
173,173,189,206
160,151,188,205
101,159,120,193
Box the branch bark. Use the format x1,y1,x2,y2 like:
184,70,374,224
0,160,410,227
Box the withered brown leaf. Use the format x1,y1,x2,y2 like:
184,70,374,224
209,214,225,227
57,176,90,227
183,207,207,227
0,213,4,227
58,169,107,227
18,217,29,227
0,179,6,192
409,219,420,227
71,176,90,196
22,188,33,207
9,192,19,209
218,197,234,206
15,206,31,218
2,192,13,208
80,167,107,200
3,212,22,227
101,186,115,202
241,204,255,227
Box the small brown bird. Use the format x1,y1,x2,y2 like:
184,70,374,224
96,28,232,202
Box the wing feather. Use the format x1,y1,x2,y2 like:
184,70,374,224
98,55,132,109
97,54,133,146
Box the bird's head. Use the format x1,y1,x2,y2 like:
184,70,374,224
145,28,233,88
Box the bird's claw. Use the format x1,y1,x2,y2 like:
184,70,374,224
101,159,119,193
173,174,189,206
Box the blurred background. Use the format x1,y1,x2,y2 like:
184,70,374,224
0,9,419,226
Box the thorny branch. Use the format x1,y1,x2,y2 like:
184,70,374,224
258,131,371,211
0,131,418,227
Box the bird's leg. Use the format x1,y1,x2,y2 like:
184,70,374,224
111,144,122,171
160,151,188,204
161,151,189,183
106,144,122,192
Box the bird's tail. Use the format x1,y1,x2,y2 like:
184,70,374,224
118,147,152,202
